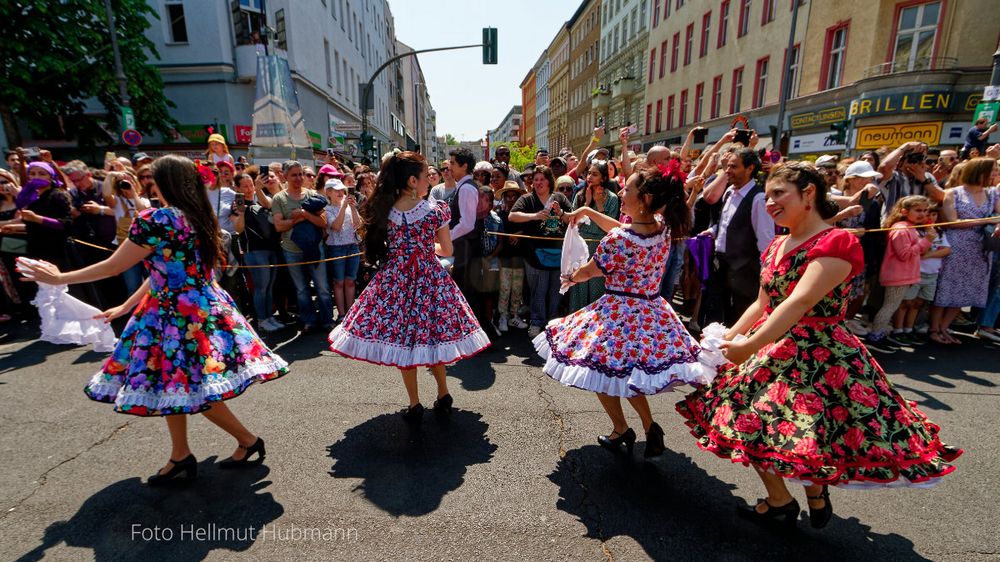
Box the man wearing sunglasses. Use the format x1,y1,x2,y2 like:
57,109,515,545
876,141,945,220
492,145,524,189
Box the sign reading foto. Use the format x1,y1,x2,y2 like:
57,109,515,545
855,121,942,150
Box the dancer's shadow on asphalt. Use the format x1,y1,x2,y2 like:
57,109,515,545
14,459,282,562
549,445,929,560
448,352,498,391
875,345,997,412
327,410,497,516
0,339,62,375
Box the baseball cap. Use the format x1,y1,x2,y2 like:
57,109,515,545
815,154,838,167
843,161,883,180
324,178,347,190
132,152,152,165
318,164,344,178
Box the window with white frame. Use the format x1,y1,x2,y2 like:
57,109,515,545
892,2,940,71
824,26,847,89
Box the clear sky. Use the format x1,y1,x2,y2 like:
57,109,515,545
386,0,579,142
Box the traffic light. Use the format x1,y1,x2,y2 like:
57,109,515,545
360,131,374,154
830,121,849,144
482,27,497,65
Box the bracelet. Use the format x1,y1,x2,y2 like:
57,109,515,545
591,137,600,143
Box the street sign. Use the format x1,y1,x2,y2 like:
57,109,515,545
972,101,1000,125
121,107,135,131
122,129,142,146
983,85,1000,102
337,122,363,132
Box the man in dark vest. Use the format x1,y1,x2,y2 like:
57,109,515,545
444,147,481,294
706,148,774,325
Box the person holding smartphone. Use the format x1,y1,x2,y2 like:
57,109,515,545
107,172,150,293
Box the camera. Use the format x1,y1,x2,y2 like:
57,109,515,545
733,129,752,146
693,127,708,143
118,180,134,191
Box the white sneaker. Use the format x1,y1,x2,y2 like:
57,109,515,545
498,315,509,332
915,323,929,335
527,325,542,338
976,328,1000,343
845,319,869,336
258,319,277,333
268,316,287,327
509,316,529,330
263,318,284,331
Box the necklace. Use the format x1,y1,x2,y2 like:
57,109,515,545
631,220,656,225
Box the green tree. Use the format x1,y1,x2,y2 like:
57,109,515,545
0,0,176,148
444,134,459,145
505,142,538,173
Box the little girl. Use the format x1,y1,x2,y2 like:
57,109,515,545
323,179,360,322
868,195,933,346
495,182,528,332
897,203,951,344
206,133,235,166
328,152,489,423
542,164,714,458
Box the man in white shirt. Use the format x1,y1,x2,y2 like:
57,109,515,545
708,148,775,324
444,148,480,293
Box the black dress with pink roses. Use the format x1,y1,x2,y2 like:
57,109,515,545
677,229,960,488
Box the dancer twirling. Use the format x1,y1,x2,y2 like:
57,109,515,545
328,152,489,423
539,163,715,458
18,155,288,485
676,163,961,529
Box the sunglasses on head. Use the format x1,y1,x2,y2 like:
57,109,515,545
905,153,926,164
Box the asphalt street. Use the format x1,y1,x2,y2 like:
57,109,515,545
0,318,997,561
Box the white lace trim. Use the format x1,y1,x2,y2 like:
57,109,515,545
612,226,667,248
533,331,717,398
388,199,435,225
785,473,942,490
86,356,288,412
328,327,490,368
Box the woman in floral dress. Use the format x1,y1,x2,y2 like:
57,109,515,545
568,160,620,312
18,155,288,486
540,164,714,458
677,163,961,530
328,152,489,423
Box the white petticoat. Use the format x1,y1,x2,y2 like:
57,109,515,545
328,327,490,368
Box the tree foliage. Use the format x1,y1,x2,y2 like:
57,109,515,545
0,0,176,148
443,134,459,146
503,142,538,173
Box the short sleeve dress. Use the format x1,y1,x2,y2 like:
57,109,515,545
85,207,289,416
677,229,961,487
328,199,490,367
534,226,715,397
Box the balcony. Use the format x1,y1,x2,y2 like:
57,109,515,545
591,88,611,110
862,56,959,79
235,45,260,82
612,76,636,99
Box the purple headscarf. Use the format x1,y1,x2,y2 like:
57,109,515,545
16,162,63,210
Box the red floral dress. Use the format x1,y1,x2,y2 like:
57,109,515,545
534,226,714,397
328,199,489,368
677,229,960,487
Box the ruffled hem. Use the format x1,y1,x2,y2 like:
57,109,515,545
328,327,490,368
85,356,290,417
675,398,960,488
534,331,717,397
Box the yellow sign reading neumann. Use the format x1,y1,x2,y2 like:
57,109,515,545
855,121,942,150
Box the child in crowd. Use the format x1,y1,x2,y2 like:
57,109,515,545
895,203,951,344
868,195,933,346
206,133,234,166
323,178,360,322
495,182,528,332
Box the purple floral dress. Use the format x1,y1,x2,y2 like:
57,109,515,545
86,208,288,416
534,226,714,397
328,199,489,367
934,186,998,308
677,229,960,487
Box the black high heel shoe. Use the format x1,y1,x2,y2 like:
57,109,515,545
736,498,801,529
401,403,424,424
219,437,266,469
643,422,666,458
433,394,453,420
807,485,833,529
147,454,197,486
598,428,637,454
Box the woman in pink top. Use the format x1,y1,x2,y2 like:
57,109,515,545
867,196,933,344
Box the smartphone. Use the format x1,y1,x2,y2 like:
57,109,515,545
233,194,246,208
104,151,116,165
597,116,605,128
733,129,752,145
693,127,708,143
627,124,638,135
150,198,162,209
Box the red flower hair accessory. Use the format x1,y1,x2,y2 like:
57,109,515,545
656,158,687,184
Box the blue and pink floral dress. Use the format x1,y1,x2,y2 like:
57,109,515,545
86,207,289,416
534,225,714,397
328,199,489,367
